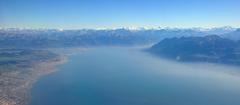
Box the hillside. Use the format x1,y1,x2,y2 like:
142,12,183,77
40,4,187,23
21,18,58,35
149,35,240,65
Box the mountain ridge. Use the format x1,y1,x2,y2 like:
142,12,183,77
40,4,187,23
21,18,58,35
149,35,240,65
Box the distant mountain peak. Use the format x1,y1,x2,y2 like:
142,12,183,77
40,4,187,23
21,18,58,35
204,35,222,40
236,28,240,31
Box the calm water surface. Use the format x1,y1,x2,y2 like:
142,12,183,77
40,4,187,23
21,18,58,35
29,47,240,105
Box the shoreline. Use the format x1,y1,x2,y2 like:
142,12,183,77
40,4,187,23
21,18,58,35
26,55,68,105
0,54,68,105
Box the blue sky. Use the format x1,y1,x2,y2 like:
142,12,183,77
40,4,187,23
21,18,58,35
0,0,239,29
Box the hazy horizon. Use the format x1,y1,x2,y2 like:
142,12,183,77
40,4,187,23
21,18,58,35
0,26,239,30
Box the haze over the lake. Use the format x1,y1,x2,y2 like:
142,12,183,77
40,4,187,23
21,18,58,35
29,47,240,105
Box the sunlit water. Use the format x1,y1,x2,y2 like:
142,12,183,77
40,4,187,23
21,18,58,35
29,47,240,105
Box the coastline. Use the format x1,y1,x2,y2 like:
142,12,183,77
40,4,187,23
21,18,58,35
0,54,68,105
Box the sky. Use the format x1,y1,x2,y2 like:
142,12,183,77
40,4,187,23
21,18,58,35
0,0,240,29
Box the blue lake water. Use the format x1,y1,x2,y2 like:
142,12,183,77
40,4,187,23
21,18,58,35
29,47,240,105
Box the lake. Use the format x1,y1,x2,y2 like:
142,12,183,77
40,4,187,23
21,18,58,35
29,47,240,105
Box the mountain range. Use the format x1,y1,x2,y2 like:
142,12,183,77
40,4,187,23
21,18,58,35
0,27,239,48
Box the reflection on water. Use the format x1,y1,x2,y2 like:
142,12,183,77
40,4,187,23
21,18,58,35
29,47,240,105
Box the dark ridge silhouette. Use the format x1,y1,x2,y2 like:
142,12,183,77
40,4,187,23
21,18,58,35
149,35,240,65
